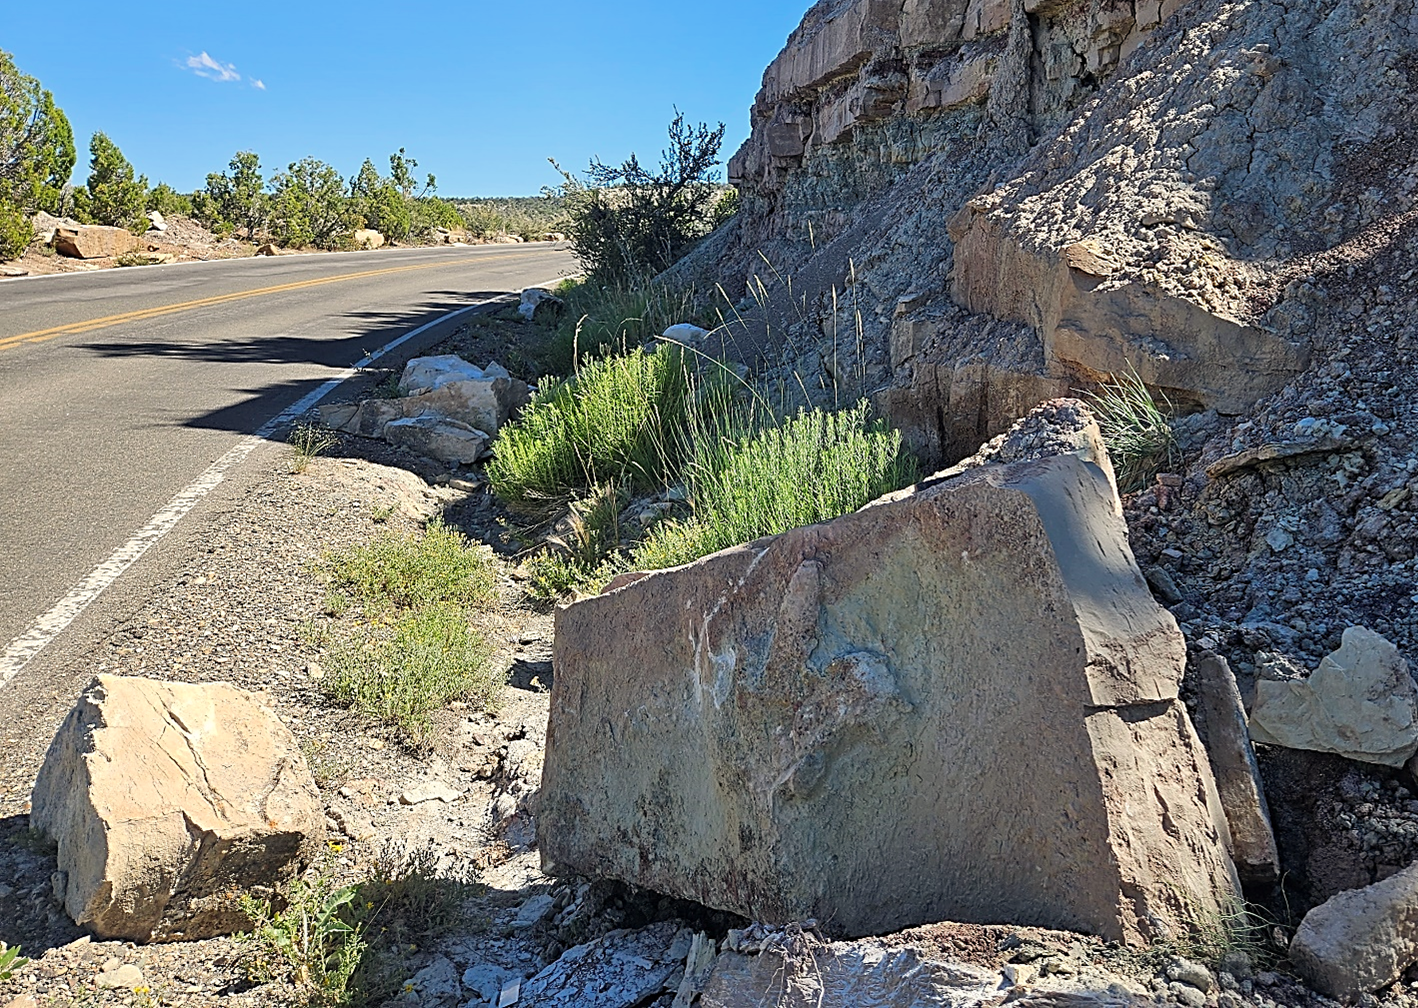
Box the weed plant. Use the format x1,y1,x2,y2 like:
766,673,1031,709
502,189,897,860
487,345,692,508
0,942,28,983
543,279,708,373
325,604,498,745
319,520,496,617
239,871,366,1006
1118,896,1282,976
288,423,340,474
1087,371,1177,492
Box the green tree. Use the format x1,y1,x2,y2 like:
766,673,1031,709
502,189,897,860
147,182,192,218
349,158,409,239
73,132,148,231
269,157,350,249
0,49,75,257
199,151,266,240
554,112,726,283
0,49,75,217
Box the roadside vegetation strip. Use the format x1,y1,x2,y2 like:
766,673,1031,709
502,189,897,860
0,299,503,687
0,249,550,352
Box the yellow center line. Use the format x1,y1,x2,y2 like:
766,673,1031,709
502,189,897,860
0,250,547,352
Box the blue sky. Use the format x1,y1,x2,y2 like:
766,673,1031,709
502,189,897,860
3,2,806,196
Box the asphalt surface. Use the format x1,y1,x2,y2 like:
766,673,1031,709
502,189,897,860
0,242,575,685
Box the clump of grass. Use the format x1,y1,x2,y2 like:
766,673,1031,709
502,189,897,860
635,401,918,570
526,484,631,601
544,280,708,372
1087,371,1177,492
487,345,692,507
1119,896,1282,976
320,520,496,617
289,423,341,474
325,604,499,746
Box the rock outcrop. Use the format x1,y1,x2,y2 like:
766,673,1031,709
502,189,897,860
52,225,141,260
30,674,324,942
540,402,1238,944
674,0,1416,468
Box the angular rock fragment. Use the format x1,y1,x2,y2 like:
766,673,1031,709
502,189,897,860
520,921,689,1007
541,402,1238,943
1290,861,1418,997
30,674,324,942
52,225,141,259
1192,653,1279,883
1249,626,1418,767
384,414,488,464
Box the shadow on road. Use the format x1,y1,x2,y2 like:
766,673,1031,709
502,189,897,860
73,291,512,437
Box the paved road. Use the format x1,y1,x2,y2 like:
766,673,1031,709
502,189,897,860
0,242,575,681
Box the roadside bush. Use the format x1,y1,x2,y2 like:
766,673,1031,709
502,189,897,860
270,157,351,249
201,151,266,240
147,181,193,218
487,345,692,507
554,111,726,284
634,402,918,570
0,201,30,260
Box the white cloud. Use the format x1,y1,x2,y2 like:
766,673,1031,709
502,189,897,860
184,51,242,83
251,78,266,90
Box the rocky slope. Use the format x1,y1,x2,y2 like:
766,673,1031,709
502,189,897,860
678,0,1417,468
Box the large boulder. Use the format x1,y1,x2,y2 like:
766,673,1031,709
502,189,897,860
1289,861,1418,997
1248,626,1418,767
540,402,1239,944
384,414,488,464
397,355,531,435
52,225,141,259
30,674,324,942
352,228,385,249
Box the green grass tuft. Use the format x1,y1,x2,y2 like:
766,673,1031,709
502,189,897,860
1087,371,1177,492
634,401,918,570
325,604,500,746
320,520,496,617
487,345,692,508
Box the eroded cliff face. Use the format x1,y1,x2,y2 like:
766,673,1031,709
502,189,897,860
681,0,1418,466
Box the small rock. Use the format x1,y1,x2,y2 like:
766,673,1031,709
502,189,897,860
400,782,462,805
1169,981,1208,1007
512,893,556,929
97,963,144,989
1166,956,1213,992
462,963,519,1001
3,997,39,1008
662,323,710,346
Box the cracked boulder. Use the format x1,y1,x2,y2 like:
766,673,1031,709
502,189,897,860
541,401,1239,944
30,674,324,942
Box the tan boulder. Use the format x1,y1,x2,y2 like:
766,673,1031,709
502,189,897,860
1290,861,1418,997
52,225,141,260
30,674,324,942
352,228,385,249
1249,626,1418,767
540,402,1238,944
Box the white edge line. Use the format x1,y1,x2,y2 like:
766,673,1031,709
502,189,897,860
0,298,504,687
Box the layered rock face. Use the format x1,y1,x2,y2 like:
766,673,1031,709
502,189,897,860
683,0,1418,466
30,675,324,942
540,403,1239,944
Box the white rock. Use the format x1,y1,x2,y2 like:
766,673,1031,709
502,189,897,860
400,355,486,396
512,893,556,929
399,781,463,805
1249,626,1418,766
145,210,167,232
463,963,520,1002
662,323,710,346
97,964,144,989
518,288,564,322
1291,862,1418,996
